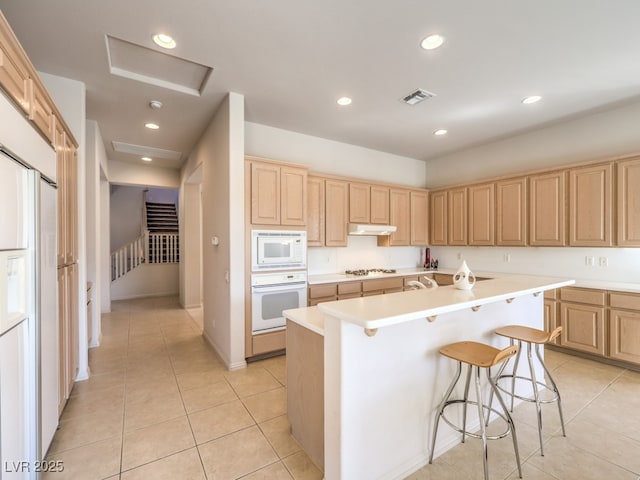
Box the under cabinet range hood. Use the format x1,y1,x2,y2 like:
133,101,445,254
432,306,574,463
348,223,397,236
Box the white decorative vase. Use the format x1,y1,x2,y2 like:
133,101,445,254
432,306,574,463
453,260,476,290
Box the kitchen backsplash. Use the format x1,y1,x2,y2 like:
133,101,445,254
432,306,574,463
429,246,640,284
307,236,423,274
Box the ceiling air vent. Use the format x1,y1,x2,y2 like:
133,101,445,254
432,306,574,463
401,88,436,105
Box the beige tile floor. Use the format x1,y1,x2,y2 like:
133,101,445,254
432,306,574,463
44,296,640,480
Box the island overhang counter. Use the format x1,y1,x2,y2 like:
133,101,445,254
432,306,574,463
284,274,574,480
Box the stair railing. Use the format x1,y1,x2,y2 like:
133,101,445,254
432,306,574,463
111,234,146,281
147,232,180,264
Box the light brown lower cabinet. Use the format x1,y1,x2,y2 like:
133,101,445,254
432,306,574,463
252,330,286,356
57,263,78,415
560,301,605,356
544,298,559,345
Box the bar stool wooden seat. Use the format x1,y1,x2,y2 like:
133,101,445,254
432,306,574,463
429,341,522,480
489,325,566,456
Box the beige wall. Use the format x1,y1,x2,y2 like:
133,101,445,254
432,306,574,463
181,92,246,370
245,122,427,188
425,98,640,188
108,159,180,188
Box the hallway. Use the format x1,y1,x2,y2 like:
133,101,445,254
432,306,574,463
44,296,321,479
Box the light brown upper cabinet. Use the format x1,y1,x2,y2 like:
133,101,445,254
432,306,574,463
307,176,325,247
410,190,429,246
325,179,349,247
468,183,495,246
569,163,612,246
617,156,640,246
281,166,307,226
29,78,54,144
429,190,447,246
529,170,567,246
496,177,527,246
389,189,410,246
447,187,467,245
349,182,370,224
0,13,30,113
250,160,307,226
370,186,390,224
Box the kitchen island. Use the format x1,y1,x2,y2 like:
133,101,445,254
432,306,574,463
284,274,574,480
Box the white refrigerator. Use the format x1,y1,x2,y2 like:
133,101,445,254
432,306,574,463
0,145,58,479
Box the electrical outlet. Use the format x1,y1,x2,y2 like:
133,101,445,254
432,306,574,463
457,252,462,260
585,256,595,266
504,254,511,263
599,256,608,267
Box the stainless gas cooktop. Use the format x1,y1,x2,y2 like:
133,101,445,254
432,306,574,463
344,268,397,276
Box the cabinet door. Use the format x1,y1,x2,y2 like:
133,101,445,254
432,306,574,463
349,183,370,224
325,179,348,247
496,177,527,246
429,191,447,245
57,266,68,413
609,309,640,365
544,300,559,345
448,188,467,245
617,156,640,246
410,190,429,246
468,183,494,246
529,171,566,246
281,166,307,226
569,163,612,246
560,302,605,356
370,186,390,224
66,141,78,264
56,126,67,266
389,189,410,245
307,176,325,247
251,162,280,225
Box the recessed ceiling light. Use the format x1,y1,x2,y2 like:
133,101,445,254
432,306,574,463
145,122,159,130
152,33,176,49
421,34,444,50
522,95,542,104
141,157,153,162
434,129,448,136
337,96,352,106
149,100,163,109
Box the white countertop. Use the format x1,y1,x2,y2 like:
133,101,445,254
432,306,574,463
285,274,574,333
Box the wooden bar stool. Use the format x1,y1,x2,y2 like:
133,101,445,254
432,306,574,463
489,325,566,456
429,341,522,480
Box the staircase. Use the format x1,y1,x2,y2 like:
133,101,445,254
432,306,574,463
145,202,179,233
111,201,180,281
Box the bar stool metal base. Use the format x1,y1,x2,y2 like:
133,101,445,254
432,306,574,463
488,332,566,457
429,360,522,480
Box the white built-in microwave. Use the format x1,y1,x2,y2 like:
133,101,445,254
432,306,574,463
251,230,307,271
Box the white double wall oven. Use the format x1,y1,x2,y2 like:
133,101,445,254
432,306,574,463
250,230,307,335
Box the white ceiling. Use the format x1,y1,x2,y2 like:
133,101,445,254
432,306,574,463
2,1,640,170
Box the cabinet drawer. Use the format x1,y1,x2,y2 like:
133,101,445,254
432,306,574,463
252,330,286,355
308,296,336,306
309,283,337,299
544,289,557,300
403,276,420,286
362,277,404,292
338,292,361,300
433,273,453,286
338,281,361,295
609,292,640,311
560,287,605,306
